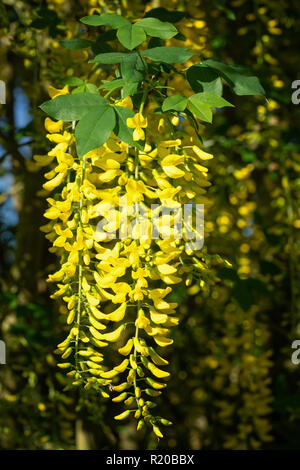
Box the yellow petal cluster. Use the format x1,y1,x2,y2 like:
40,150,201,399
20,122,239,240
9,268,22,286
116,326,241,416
41,84,214,435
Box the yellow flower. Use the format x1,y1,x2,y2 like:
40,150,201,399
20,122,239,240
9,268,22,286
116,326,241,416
53,223,73,244
117,96,133,110
126,113,148,141
125,178,146,203
148,287,172,310
41,72,217,435
48,85,69,99
33,154,55,167
161,154,185,179
44,117,63,133
46,131,72,144
38,403,46,412
192,146,213,160
43,172,66,192
135,308,150,329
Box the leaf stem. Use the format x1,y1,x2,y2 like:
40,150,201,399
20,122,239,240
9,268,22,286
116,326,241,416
75,132,86,371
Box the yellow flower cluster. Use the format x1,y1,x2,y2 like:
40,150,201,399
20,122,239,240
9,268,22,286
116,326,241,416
39,87,214,436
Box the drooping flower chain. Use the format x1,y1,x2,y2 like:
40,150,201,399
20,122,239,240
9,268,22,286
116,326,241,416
39,89,214,438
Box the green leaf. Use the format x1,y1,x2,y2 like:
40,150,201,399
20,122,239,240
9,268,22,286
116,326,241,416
61,77,84,86
120,52,146,82
135,17,177,39
59,38,92,50
232,75,265,96
80,13,130,28
34,7,58,22
187,100,212,123
186,65,223,95
122,82,139,98
40,93,107,121
90,52,129,64
117,23,146,50
72,83,99,94
185,109,203,143
99,79,125,91
144,7,186,23
30,7,61,37
113,106,136,147
190,92,234,108
71,85,86,94
187,92,233,123
162,95,188,112
141,46,193,64
84,83,99,94
202,60,265,96
75,106,116,157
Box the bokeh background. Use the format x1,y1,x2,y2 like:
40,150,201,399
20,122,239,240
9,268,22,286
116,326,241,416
1,0,300,450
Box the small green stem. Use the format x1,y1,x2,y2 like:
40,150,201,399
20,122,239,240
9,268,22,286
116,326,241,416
134,147,139,179
104,88,116,100
133,301,142,415
139,85,149,114
75,146,86,371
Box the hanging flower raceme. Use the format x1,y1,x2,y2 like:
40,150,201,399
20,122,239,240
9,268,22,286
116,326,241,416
39,11,264,439
40,91,212,437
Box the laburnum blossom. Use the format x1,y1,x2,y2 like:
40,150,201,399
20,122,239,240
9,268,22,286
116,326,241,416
48,84,69,99
40,84,221,439
126,112,148,141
